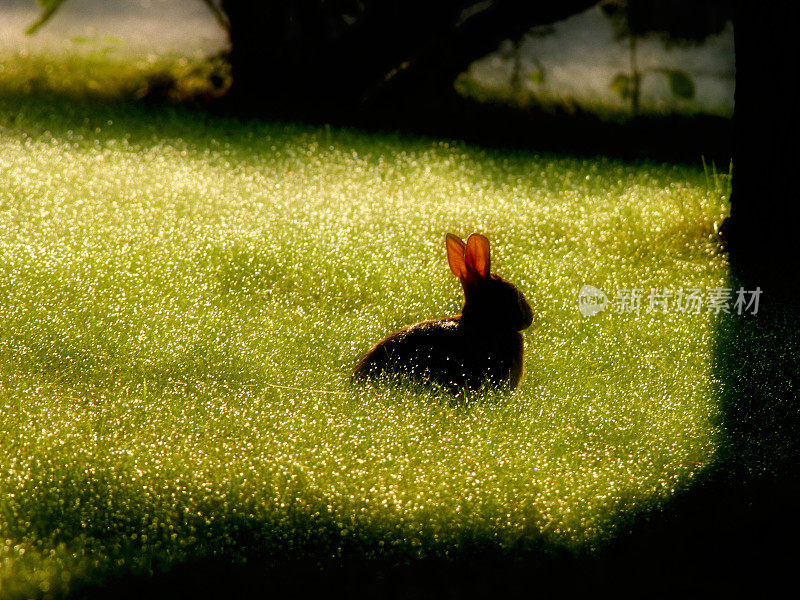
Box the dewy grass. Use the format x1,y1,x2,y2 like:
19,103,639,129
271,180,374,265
0,61,729,596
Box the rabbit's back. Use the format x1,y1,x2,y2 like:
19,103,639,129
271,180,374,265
352,317,524,392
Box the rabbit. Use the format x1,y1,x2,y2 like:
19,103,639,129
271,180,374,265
352,233,533,393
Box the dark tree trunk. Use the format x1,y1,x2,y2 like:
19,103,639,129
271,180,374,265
725,1,800,294
219,0,597,119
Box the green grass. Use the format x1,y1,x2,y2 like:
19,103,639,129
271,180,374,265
0,53,734,597
0,47,229,103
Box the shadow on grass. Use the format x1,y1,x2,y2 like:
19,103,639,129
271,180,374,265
1,87,732,166
350,95,733,166
589,293,800,592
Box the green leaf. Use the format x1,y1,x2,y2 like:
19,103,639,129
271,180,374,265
610,73,632,100
26,0,68,35
659,69,695,100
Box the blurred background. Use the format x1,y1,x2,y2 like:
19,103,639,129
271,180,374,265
2,0,734,161
2,0,227,55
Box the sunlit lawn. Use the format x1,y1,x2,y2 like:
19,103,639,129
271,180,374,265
0,52,731,597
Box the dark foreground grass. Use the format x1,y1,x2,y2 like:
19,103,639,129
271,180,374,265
1,53,795,598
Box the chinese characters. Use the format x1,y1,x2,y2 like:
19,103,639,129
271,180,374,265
578,285,762,316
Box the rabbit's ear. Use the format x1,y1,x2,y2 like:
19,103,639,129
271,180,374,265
465,234,491,278
446,234,468,279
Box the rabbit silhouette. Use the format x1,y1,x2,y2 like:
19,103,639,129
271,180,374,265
352,233,533,393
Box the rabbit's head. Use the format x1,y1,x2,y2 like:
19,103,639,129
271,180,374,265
446,233,533,332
